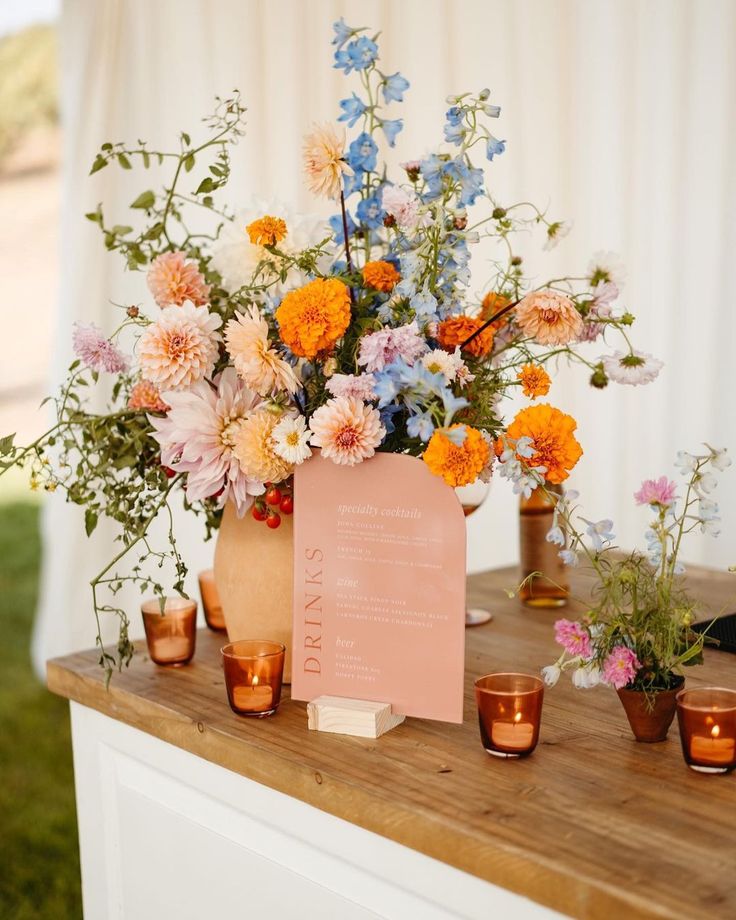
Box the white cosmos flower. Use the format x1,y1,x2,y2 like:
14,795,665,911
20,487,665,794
271,415,312,465
588,250,626,288
541,665,561,688
601,350,663,386
210,197,328,295
542,220,572,251
572,665,602,689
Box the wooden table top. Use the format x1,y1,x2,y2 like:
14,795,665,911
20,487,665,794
48,565,736,920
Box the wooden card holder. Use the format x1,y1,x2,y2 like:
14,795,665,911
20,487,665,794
307,696,405,739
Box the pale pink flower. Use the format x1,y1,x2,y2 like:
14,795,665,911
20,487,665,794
147,251,210,308
357,321,427,372
381,185,420,232
148,367,264,516
137,301,221,391
634,476,677,508
554,619,592,659
127,379,168,412
72,323,129,373
309,397,386,466
225,306,300,396
515,290,583,346
303,124,352,200
326,373,377,401
602,646,641,690
601,350,663,386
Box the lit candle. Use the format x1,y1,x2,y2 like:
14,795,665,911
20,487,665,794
153,636,192,661
232,675,274,713
490,712,535,750
689,724,736,766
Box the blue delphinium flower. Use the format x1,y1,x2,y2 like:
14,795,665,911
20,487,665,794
332,17,353,49
445,105,463,125
584,519,616,552
486,135,506,160
406,411,435,442
443,425,468,447
381,119,403,147
343,168,365,197
356,195,384,229
379,404,402,435
483,103,501,118
347,133,378,171
382,72,410,103
409,285,439,321
440,389,469,421
338,93,366,128
329,211,357,245
444,106,466,146
343,36,379,72
458,164,485,206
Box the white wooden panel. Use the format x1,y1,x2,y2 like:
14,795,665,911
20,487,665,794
70,702,565,920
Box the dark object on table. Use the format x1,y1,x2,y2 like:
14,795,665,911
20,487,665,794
692,613,736,654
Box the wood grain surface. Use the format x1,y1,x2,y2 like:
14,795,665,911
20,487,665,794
47,565,736,920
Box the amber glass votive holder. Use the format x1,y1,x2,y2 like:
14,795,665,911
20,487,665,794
222,640,285,717
198,569,226,632
141,597,197,666
475,673,544,758
676,687,736,774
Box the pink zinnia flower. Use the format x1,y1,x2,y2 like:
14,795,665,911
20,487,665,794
357,321,427,373
602,646,641,690
147,251,210,308
148,367,263,516
554,619,592,659
326,373,377,401
634,476,677,508
309,397,386,466
72,323,129,373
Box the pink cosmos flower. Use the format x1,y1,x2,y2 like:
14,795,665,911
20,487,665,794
634,476,677,508
326,373,377,401
148,367,264,516
554,619,593,659
602,646,641,690
147,251,211,308
357,321,427,372
72,323,129,373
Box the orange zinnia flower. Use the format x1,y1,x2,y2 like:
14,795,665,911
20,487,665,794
362,260,401,293
275,278,351,358
437,316,494,358
246,216,287,247
518,364,551,399
504,403,583,484
423,424,490,487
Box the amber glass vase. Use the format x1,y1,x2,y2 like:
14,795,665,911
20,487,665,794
519,484,568,608
141,597,197,666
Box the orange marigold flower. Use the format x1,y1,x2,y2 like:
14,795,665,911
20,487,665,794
480,291,510,327
362,260,401,293
423,424,490,488
518,364,551,399
246,215,288,247
437,316,494,358
504,403,583,484
275,278,351,358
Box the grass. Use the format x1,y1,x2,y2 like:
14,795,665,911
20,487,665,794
0,502,82,919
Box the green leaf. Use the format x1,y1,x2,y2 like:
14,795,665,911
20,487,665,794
0,433,15,455
181,132,191,146
117,153,132,170
184,153,195,172
142,151,151,168
130,190,155,210
90,154,108,175
111,225,133,236
85,508,99,537
195,177,215,194
85,206,103,224
101,142,113,152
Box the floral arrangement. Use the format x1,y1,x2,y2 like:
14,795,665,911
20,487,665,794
0,19,658,676
541,446,732,695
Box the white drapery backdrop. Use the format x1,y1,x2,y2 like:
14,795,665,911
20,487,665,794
33,0,736,674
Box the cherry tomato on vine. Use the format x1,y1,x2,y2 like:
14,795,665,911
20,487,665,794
265,486,282,506
279,495,294,515
266,511,282,529
252,503,267,522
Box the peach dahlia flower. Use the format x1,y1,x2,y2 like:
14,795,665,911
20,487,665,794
515,290,583,346
309,397,386,466
137,301,221,391
302,124,352,200
225,306,300,397
147,251,210,308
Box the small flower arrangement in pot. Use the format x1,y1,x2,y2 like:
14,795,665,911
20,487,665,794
541,446,732,742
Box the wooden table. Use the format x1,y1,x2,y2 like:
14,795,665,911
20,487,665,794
49,565,736,920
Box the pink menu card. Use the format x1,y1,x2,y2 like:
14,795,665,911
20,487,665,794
291,452,466,723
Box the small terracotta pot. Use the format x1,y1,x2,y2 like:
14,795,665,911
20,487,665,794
617,676,685,743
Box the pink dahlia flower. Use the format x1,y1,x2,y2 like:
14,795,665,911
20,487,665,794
357,321,427,372
147,251,210,308
72,323,129,373
148,367,264,516
634,476,677,508
326,373,377,401
309,397,386,466
601,646,641,690
553,619,592,659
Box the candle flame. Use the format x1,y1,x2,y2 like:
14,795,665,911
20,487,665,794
711,724,720,739
252,675,259,687
514,711,522,723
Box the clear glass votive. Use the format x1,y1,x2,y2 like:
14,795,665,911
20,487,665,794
475,672,544,758
676,687,736,774
198,569,227,632
141,597,197,666
222,640,285,718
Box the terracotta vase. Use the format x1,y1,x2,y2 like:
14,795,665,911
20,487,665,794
213,501,294,682
616,675,685,743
